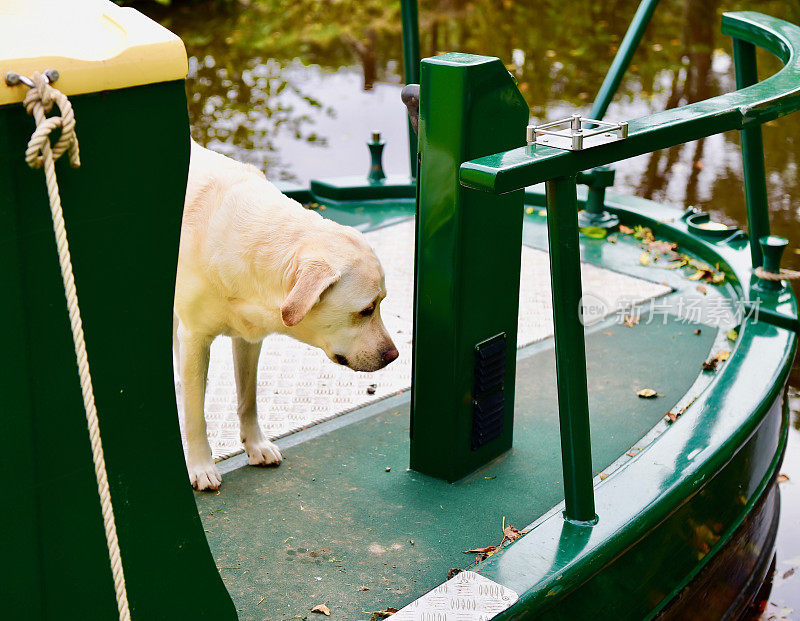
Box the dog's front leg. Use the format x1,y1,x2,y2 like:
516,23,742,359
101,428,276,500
179,328,221,490
232,337,282,467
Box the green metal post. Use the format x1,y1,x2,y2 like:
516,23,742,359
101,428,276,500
401,0,420,177
411,53,528,481
589,0,661,121
733,38,771,268
545,176,597,523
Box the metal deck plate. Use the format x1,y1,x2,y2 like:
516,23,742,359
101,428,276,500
391,571,518,620
174,218,670,461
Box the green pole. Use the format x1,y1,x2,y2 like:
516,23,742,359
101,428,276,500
589,0,661,121
733,38,770,267
545,175,597,524
400,0,420,177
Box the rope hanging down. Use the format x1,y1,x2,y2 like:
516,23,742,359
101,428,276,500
20,72,131,621
754,266,800,281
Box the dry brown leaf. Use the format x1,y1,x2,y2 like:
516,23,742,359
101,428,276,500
648,240,677,254
619,224,634,235
778,474,790,483
783,567,795,579
666,411,678,423
502,525,522,542
702,357,719,372
311,604,331,616
464,546,497,555
624,314,639,328
370,608,399,619
599,473,608,480
696,284,707,295
637,388,658,399
358,586,370,591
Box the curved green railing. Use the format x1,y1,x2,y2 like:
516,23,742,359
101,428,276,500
457,11,800,522
460,12,800,195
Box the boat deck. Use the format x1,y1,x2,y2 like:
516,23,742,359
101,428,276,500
184,200,734,620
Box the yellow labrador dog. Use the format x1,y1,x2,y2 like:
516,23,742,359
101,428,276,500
174,142,399,490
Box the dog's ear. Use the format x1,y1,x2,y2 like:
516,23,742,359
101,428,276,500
281,260,341,327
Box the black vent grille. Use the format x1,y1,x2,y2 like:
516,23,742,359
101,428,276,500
472,333,506,450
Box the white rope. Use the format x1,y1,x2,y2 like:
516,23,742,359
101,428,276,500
21,72,131,621
754,265,800,281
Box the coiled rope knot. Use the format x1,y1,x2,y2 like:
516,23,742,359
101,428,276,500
22,72,80,169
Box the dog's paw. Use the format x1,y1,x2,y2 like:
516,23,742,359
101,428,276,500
245,439,282,467
188,462,222,491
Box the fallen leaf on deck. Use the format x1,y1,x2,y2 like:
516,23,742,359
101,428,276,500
694,329,701,335
640,252,650,266
688,270,705,281
727,329,739,342
580,226,608,239
599,473,608,480
624,314,639,327
619,224,635,235
696,284,707,295
778,474,790,483
447,568,463,579
716,350,730,362
634,225,655,242
783,567,795,579
702,357,719,371
538,209,547,217
608,235,618,244
464,546,498,555
358,586,370,591
525,207,535,215
369,607,399,619
311,604,331,616
637,389,658,398
502,525,523,542
648,240,678,253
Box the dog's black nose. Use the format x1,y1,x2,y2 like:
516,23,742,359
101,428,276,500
382,348,399,365
334,354,349,366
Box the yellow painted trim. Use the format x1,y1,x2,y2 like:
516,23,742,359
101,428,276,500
0,0,187,106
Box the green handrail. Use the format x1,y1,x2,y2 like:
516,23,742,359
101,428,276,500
460,12,800,194
457,11,800,522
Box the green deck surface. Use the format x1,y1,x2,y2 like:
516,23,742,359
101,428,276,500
195,317,713,621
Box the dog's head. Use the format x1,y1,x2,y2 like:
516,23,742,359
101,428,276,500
279,222,398,372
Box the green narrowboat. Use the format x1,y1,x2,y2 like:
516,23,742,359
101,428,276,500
3,0,799,619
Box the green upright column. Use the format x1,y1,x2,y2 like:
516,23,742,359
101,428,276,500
400,0,421,177
733,38,770,267
410,54,528,482
545,176,597,523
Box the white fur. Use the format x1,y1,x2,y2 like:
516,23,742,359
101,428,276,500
175,142,397,490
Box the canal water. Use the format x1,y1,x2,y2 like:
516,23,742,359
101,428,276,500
140,0,800,616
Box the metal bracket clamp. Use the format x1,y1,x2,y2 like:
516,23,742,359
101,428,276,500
527,114,628,150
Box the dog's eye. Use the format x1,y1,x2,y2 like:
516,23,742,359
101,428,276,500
359,303,375,317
